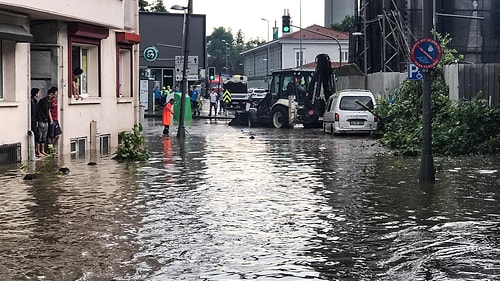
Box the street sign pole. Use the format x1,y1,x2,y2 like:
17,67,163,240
420,0,435,184
177,0,192,140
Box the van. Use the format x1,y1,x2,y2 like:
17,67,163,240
323,89,378,135
247,88,268,100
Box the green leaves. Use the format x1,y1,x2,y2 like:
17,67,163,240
374,33,500,156
114,124,150,161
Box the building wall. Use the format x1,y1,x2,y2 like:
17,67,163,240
0,0,128,29
0,41,30,144
280,40,349,69
139,12,206,89
0,0,140,163
243,39,348,87
0,12,32,162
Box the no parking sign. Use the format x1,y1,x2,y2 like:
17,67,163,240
410,38,442,69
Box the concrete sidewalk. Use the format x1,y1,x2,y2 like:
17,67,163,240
195,98,234,119
144,98,235,120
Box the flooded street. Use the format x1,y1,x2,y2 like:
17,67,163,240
1,117,500,280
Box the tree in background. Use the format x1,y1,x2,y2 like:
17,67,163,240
150,0,166,12
139,0,149,11
139,0,166,12
231,30,246,74
207,27,265,75
330,15,353,32
207,27,234,75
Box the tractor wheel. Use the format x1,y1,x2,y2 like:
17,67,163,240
272,106,290,129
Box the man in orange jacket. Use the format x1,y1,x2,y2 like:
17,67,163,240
162,98,175,135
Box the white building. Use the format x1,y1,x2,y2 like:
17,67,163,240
0,0,140,164
241,25,349,89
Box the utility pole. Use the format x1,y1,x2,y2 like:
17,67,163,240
419,0,435,183
261,18,270,81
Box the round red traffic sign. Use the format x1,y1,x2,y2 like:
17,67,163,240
410,38,442,69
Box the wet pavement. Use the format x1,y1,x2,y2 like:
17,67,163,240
1,117,500,280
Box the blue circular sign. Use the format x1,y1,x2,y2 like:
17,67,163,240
143,46,159,62
410,38,442,69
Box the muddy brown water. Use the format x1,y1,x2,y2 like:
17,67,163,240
1,118,499,280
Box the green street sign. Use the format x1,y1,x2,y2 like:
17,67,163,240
143,46,159,62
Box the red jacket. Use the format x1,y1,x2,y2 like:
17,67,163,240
162,102,174,126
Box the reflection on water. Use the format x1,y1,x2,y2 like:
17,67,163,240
0,118,499,280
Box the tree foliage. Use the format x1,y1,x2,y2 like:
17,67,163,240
114,124,150,161
374,33,500,156
330,15,354,32
207,27,265,75
140,0,166,12
139,0,149,11
150,0,166,12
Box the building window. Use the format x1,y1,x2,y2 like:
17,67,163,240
100,134,110,155
295,50,303,67
70,137,87,158
118,48,132,97
68,22,109,99
72,44,99,98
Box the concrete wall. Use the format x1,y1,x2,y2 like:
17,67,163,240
444,64,460,102
337,72,406,101
0,0,127,29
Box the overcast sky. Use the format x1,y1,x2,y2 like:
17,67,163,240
162,0,325,42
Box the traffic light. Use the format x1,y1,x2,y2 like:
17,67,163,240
282,15,291,33
208,67,215,81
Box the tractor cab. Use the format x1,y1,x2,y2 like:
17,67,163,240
268,70,314,104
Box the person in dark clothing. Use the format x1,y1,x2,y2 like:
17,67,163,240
287,76,307,102
30,88,41,157
36,89,53,156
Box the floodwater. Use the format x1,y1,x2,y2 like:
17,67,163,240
1,117,500,281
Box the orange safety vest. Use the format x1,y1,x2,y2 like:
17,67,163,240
162,102,174,125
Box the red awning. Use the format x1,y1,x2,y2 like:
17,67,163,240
116,32,141,44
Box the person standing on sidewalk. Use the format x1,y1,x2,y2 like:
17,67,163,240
190,86,200,116
209,88,217,117
218,88,226,114
30,88,41,157
36,89,53,156
162,98,175,135
47,87,62,152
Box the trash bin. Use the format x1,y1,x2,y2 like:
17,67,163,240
173,92,192,124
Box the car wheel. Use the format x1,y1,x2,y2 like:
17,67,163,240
272,106,289,129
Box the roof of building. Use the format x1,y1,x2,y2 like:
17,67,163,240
294,62,363,76
281,24,349,40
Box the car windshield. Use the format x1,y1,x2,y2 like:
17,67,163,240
339,96,374,111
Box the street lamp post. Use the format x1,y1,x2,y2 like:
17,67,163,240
222,39,229,73
171,0,192,139
352,32,368,89
261,18,270,81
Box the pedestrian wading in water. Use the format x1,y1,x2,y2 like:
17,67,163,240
162,98,175,135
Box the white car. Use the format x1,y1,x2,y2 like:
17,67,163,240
247,88,268,100
323,89,378,135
